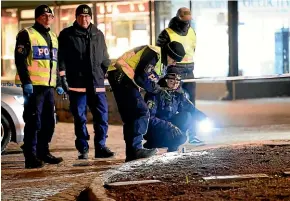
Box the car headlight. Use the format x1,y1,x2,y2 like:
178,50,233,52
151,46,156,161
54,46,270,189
197,118,214,133
14,95,25,105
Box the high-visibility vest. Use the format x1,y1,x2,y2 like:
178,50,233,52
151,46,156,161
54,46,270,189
15,27,58,87
108,45,162,84
165,27,196,64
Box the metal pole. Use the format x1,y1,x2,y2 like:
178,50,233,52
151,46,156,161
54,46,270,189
228,1,239,100
154,1,160,45
149,0,153,45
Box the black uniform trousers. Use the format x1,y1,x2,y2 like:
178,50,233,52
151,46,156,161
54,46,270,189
22,86,55,156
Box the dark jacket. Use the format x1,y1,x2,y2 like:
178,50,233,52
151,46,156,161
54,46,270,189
144,82,206,129
14,22,60,87
58,22,110,89
156,17,195,75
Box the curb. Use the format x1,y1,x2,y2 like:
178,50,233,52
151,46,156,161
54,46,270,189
78,172,115,201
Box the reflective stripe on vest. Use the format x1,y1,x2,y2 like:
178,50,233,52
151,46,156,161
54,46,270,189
15,27,58,87
107,45,162,82
165,27,196,63
69,87,106,93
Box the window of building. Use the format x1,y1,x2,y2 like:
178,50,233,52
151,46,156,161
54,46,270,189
60,4,93,31
155,1,229,78
96,1,150,59
238,1,290,76
191,1,229,77
1,9,18,79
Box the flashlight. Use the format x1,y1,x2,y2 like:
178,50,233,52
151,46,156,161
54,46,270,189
197,118,214,133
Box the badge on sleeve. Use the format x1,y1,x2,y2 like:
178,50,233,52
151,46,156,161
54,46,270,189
147,100,155,109
17,45,24,54
144,64,154,74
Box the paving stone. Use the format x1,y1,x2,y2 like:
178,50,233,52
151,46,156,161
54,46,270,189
202,173,269,182
283,171,290,176
104,180,161,188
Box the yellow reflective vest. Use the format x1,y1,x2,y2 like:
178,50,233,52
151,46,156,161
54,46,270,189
108,45,162,83
15,27,58,87
165,27,196,64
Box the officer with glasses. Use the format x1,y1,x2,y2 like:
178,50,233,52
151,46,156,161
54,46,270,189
143,69,207,152
14,5,64,168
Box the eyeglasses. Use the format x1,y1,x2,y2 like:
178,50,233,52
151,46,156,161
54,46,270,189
40,14,54,19
78,14,91,19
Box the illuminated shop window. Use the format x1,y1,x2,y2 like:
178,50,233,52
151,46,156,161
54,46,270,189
156,0,229,77
96,1,150,59
191,2,229,77
238,0,290,76
1,9,18,79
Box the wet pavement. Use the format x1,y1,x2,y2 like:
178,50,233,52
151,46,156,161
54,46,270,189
2,98,290,200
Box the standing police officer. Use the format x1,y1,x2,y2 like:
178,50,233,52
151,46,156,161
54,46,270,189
157,7,203,144
58,4,114,159
157,7,196,104
15,5,64,168
107,41,185,162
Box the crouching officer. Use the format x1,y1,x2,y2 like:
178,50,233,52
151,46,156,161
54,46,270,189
107,41,186,162
143,70,207,152
14,5,64,168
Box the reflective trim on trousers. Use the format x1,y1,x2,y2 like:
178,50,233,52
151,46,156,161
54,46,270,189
68,87,106,92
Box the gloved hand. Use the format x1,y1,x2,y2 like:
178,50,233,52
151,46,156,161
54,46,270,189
60,76,69,92
56,87,64,95
160,87,172,101
168,123,183,140
23,84,33,96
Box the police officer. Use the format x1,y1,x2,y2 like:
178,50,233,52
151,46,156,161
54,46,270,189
157,7,201,144
157,7,196,103
15,5,64,168
107,41,186,162
58,4,114,159
144,70,207,151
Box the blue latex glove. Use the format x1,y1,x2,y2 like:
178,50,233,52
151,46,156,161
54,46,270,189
23,84,33,96
56,87,64,95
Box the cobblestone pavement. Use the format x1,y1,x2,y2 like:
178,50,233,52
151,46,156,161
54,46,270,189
1,123,126,201
2,122,290,201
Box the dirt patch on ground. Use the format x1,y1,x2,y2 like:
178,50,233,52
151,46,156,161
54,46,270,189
105,144,290,200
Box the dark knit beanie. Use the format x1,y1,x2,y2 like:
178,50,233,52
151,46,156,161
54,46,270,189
75,4,92,18
35,5,53,19
165,41,186,62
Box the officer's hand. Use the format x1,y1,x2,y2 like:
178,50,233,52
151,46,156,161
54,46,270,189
61,76,69,92
160,87,171,100
169,123,183,138
23,84,33,97
56,87,64,95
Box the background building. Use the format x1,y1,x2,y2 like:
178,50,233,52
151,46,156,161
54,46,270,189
2,0,290,99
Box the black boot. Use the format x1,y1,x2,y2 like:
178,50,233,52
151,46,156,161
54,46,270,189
38,152,63,164
25,155,45,169
78,149,89,160
95,147,115,158
37,146,63,164
21,144,45,169
125,148,157,162
143,142,153,149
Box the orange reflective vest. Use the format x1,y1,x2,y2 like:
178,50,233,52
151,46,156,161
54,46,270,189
15,27,58,87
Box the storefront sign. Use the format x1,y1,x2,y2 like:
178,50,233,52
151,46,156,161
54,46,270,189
192,0,290,9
